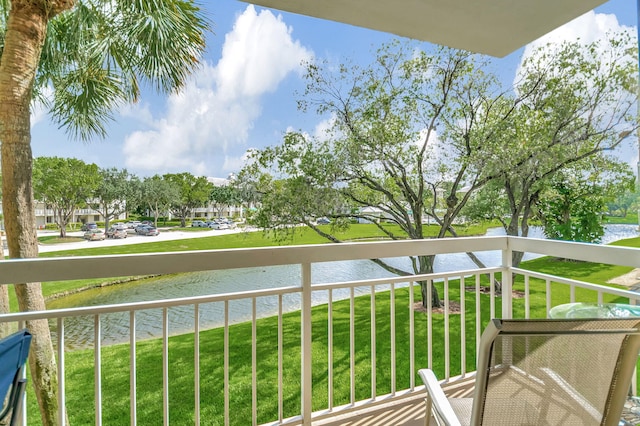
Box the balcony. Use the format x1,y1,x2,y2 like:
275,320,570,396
1,236,639,425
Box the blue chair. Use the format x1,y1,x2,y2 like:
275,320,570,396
0,329,32,426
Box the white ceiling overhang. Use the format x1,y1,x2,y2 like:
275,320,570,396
242,0,609,57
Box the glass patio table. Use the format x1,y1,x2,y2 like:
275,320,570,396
548,302,640,319
548,302,640,426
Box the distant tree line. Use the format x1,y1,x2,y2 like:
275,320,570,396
31,157,246,236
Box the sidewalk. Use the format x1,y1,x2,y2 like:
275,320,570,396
35,226,250,254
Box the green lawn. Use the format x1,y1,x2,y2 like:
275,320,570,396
18,223,640,425
606,213,639,225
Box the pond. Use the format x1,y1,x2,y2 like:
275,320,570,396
48,224,639,349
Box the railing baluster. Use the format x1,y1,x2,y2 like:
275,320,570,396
371,285,377,397
475,274,481,355
57,318,66,426
570,284,575,303
597,291,603,304
523,274,530,319
427,279,433,370
489,272,495,319
444,277,450,379
501,245,513,319
252,297,257,425
301,263,312,425
194,304,200,426
94,315,102,426
162,308,169,426
409,281,414,390
224,301,229,426
546,280,551,316
350,286,355,404
460,276,466,377
278,294,284,422
328,289,334,410
390,283,396,395
130,311,137,426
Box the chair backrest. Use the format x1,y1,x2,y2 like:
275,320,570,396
471,318,640,426
0,329,32,424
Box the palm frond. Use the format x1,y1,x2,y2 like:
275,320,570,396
33,0,212,141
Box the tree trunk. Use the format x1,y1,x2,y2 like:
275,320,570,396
417,254,440,308
0,3,71,425
58,214,67,238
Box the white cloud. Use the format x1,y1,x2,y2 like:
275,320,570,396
313,114,339,141
222,154,248,172
123,5,313,175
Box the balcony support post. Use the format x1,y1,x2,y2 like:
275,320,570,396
501,239,513,319
301,262,313,425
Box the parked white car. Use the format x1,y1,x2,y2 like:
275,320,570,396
207,221,229,230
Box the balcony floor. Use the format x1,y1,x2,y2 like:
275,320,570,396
313,394,425,426
313,374,640,426
314,377,476,425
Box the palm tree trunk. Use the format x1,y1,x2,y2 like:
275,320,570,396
0,3,71,425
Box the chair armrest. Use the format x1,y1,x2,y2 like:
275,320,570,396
418,369,462,426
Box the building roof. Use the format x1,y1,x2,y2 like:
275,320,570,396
242,0,609,57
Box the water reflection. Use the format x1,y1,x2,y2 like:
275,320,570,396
48,224,639,349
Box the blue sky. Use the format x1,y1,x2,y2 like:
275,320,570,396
30,0,638,179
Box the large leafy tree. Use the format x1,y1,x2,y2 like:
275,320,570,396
462,35,638,264
164,173,212,227
240,41,525,308
33,157,101,236
88,167,135,231
607,186,639,218
210,184,240,218
0,1,209,423
141,175,180,227
537,160,635,243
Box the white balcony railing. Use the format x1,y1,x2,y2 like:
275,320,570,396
1,236,639,425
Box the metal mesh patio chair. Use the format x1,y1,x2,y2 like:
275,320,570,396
0,329,32,426
419,318,640,426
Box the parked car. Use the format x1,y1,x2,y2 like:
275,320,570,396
80,222,98,231
191,220,207,228
124,221,141,229
83,229,105,241
206,221,229,230
216,218,236,228
316,217,331,225
137,225,159,236
106,225,128,239
134,224,149,234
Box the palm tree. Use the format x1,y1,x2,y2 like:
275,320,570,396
0,1,210,424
